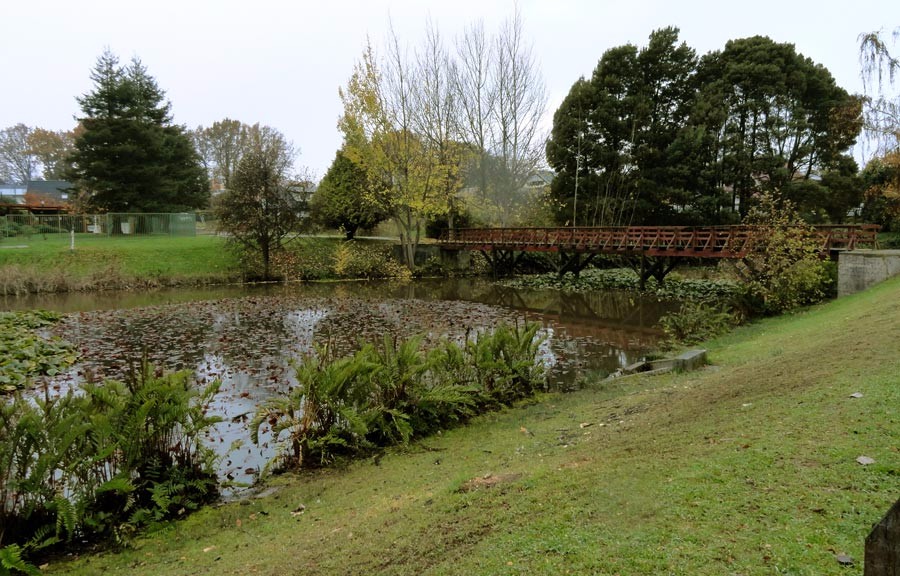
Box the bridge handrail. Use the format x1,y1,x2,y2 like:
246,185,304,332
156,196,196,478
438,224,879,256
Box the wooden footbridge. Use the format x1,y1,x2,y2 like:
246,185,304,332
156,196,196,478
438,225,880,283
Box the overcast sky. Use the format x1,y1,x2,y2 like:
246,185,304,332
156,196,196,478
2,0,898,179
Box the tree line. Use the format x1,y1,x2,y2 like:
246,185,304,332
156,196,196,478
2,21,899,262
547,27,865,227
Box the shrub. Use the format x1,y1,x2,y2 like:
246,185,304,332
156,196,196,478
730,192,831,314
333,240,411,280
271,239,337,281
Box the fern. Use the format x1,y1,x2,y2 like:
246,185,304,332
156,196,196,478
0,545,39,576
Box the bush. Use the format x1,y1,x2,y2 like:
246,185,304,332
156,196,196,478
270,241,335,281
332,241,410,280
0,361,220,561
730,192,831,314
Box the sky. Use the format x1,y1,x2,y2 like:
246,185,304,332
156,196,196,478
2,0,899,180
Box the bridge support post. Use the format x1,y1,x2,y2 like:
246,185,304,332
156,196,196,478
481,249,520,278
556,252,596,278
634,256,681,289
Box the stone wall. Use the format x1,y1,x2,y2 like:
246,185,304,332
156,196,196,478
838,250,900,297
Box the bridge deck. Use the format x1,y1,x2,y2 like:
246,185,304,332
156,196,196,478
438,225,880,258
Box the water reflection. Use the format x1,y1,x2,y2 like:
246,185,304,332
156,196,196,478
9,278,675,492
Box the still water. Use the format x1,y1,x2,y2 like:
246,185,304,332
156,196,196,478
4,278,676,492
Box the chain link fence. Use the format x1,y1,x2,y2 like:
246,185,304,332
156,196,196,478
0,213,205,240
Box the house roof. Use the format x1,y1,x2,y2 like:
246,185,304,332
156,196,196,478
26,180,73,200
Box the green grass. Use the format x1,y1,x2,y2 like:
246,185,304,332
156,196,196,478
48,276,900,575
0,235,241,294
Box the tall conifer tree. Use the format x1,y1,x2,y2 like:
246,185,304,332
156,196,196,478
67,49,208,213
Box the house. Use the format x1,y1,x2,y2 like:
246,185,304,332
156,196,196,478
24,180,73,214
524,169,555,190
1,181,73,214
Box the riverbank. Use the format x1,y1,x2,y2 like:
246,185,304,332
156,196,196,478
49,275,900,574
0,235,426,296
0,235,242,295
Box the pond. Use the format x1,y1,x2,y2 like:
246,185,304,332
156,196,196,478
3,278,677,493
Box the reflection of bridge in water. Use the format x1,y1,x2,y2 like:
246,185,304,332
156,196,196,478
392,280,671,349
439,225,880,284
476,285,668,348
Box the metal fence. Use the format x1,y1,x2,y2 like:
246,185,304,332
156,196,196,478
0,213,202,239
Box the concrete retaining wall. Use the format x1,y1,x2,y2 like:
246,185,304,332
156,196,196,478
838,250,900,297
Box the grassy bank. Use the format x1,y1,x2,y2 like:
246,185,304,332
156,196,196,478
0,235,241,295
0,235,417,295
48,276,900,575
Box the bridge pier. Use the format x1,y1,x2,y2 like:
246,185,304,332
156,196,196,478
481,249,522,278
630,256,682,289
556,252,596,278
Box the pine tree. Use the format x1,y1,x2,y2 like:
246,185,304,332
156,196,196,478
67,49,208,213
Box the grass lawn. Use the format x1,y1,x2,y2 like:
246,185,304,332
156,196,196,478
0,235,241,292
48,275,900,575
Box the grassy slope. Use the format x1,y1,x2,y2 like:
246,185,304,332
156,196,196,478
53,277,900,575
0,235,240,286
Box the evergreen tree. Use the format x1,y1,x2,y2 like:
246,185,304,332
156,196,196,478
546,27,699,226
691,36,862,217
547,30,862,225
310,149,387,239
67,50,208,213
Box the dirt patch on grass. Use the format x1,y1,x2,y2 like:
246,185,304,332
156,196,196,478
457,472,524,492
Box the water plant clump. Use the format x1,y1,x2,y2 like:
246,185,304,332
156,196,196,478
0,360,221,567
0,311,78,393
252,323,546,473
658,301,738,349
501,268,743,302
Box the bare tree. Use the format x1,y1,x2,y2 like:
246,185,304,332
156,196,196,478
340,31,451,268
0,124,39,184
452,9,548,225
414,20,467,230
454,20,496,206
490,8,548,224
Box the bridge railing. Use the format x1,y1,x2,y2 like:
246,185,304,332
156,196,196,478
439,224,880,257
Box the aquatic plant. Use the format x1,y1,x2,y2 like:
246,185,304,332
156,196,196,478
252,323,546,473
0,361,220,561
